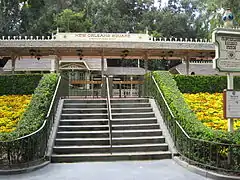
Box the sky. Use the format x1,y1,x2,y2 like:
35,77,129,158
154,0,169,8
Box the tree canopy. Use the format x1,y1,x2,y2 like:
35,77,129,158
2,0,239,38
1,0,239,69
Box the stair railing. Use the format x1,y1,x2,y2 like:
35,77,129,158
146,74,240,173
0,75,64,170
106,76,113,152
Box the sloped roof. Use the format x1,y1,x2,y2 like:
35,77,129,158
105,67,145,75
59,58,107,71
3,59,51,71
3,58,108,71
170,63,221,75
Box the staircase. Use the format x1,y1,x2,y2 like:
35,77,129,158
51,98,172,163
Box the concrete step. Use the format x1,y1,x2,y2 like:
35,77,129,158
110,99,149,104
53,145,110,154
112,129,162,137
111,118,158,125
57,131,109,138
111,103,151,108
53,144,168,154
63,103,107,109
64,99,106,104
55,138,110,146
51,151,172,163
111,107,153,113
61,113,108,119
62,108,107,114
60,119,108,126
112,124,160,130
112,112,155,119
58,125,109,131
112,136,165,145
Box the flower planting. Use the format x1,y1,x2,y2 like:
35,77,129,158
0,95,32,133
183,92,240,131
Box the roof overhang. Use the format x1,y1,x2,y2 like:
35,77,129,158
0,40,215,60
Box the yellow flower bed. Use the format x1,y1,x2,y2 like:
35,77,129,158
183,92,240,131
0,95,32,133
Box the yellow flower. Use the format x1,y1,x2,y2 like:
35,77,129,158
184,92,239,131
0,95,32,133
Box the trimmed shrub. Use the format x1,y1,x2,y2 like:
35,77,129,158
0,74,43,95
173,75,240,93
0,73,58,141
151,71,231,142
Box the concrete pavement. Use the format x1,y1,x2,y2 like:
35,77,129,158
0,160,210,180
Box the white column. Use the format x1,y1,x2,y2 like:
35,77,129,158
130,76,133,97
55,56,60,73
227,73,234,132
185,56,190,75
11,58,16,74
101,50,105,98
50,59,56,73
86,71,90,89
101,51,104,77
144,52,148,74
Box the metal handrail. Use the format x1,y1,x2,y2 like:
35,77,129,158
0,75,62,169
151,75,240,145
151,76,240,147
106,76,113,151
46,76,61,118
149,75,240,173
0,76,61,143
152,76,176,119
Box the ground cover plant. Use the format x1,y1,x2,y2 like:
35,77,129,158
148,71,240,172
0,73,58,141
183,92,240,131
0,95,32,133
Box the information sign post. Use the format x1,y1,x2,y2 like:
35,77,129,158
212,9,240,132
224,90,240,119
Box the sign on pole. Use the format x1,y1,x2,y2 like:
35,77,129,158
212,28,240,72
223,90,240,118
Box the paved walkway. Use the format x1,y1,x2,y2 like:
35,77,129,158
0,160,210,180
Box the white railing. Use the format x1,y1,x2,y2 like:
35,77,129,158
0,35,214,43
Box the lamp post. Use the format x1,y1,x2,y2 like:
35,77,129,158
223,8,234,132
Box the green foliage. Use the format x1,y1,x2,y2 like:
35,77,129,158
0,73,58,141
151,71,219,141
173,75,240,93
0,74,43,95
0,0,210,39
147,71,240,171
54,9,92,32
149,71,240,144
0,0,21,36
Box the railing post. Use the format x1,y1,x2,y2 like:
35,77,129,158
105,77,112,154
101,76,106,98
109,75,113,98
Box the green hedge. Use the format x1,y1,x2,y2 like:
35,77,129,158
173,75,240,93
0,73,58,141
0,74,43,95
146,71,240,171
151,71,231,142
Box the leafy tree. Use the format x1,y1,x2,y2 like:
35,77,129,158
54,9,92,32
0,0,22,36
